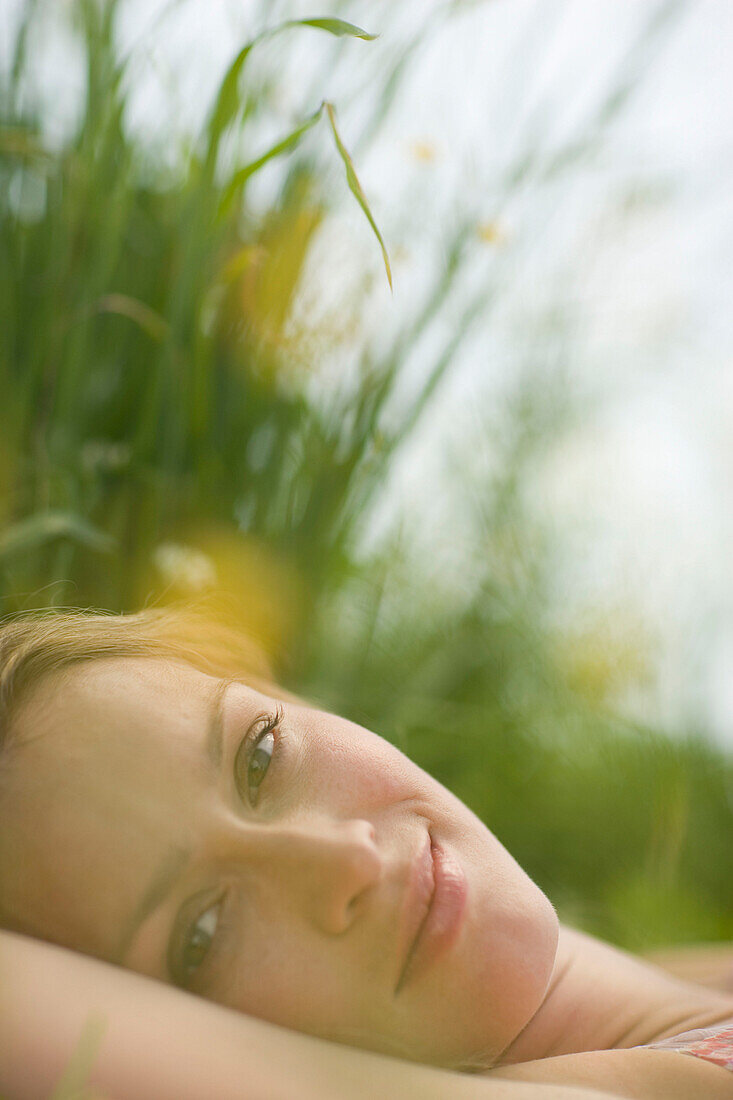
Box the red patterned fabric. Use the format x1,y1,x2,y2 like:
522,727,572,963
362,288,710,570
646,1023,733,1072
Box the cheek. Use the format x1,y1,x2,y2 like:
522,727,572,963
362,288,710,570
222,927,422,1063
303,714,427,808
220,921,365,1038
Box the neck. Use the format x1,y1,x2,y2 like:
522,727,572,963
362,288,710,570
497,924,733,1066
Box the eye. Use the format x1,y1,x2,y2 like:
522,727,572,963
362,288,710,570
234,705,282,808
181,899,221,984
247,727,274,800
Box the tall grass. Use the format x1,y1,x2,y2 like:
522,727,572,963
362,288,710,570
0,2,388,626
1,0,730,949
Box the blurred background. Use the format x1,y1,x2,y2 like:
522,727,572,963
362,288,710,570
1,0,731,951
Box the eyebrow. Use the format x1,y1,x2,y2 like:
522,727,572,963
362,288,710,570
205,676,231,773
116,679,231,965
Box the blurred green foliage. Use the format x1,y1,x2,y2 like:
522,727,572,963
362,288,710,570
1,0,730,954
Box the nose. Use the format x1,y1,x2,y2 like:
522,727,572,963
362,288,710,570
210,816,383,935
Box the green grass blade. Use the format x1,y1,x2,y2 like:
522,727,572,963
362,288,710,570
93,293,170,342
50,1012,107,1100
204,18,376,175
218,107,324,220
324,102,392,291
284,18,378,41
0,513,115,560
204,38,258,172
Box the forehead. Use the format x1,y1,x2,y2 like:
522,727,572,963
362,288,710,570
14,657,216,748
0,658,221,956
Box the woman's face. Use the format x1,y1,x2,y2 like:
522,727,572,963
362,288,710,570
0,658,558,1068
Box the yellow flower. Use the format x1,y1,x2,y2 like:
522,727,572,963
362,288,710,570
410,140,438,163
476,222,506,245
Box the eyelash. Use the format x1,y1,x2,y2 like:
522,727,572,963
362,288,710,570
234,703,284,808
180,703,284,989
181,891,233,991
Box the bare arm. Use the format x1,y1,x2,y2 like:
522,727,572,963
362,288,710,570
0,931,618,1100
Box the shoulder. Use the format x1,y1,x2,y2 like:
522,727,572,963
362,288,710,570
488,1043,733,1099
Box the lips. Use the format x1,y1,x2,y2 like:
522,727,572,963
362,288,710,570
395,832,467,994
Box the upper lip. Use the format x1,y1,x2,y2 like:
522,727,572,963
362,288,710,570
395,831,435,993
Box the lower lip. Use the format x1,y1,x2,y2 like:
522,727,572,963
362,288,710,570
397,838,467,993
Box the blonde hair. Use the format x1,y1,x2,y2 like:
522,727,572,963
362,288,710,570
0,605,283,752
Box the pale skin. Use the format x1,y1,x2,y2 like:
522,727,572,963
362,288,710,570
0,657,732,1098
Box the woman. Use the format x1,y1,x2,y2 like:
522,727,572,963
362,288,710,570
0,608,732,1099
